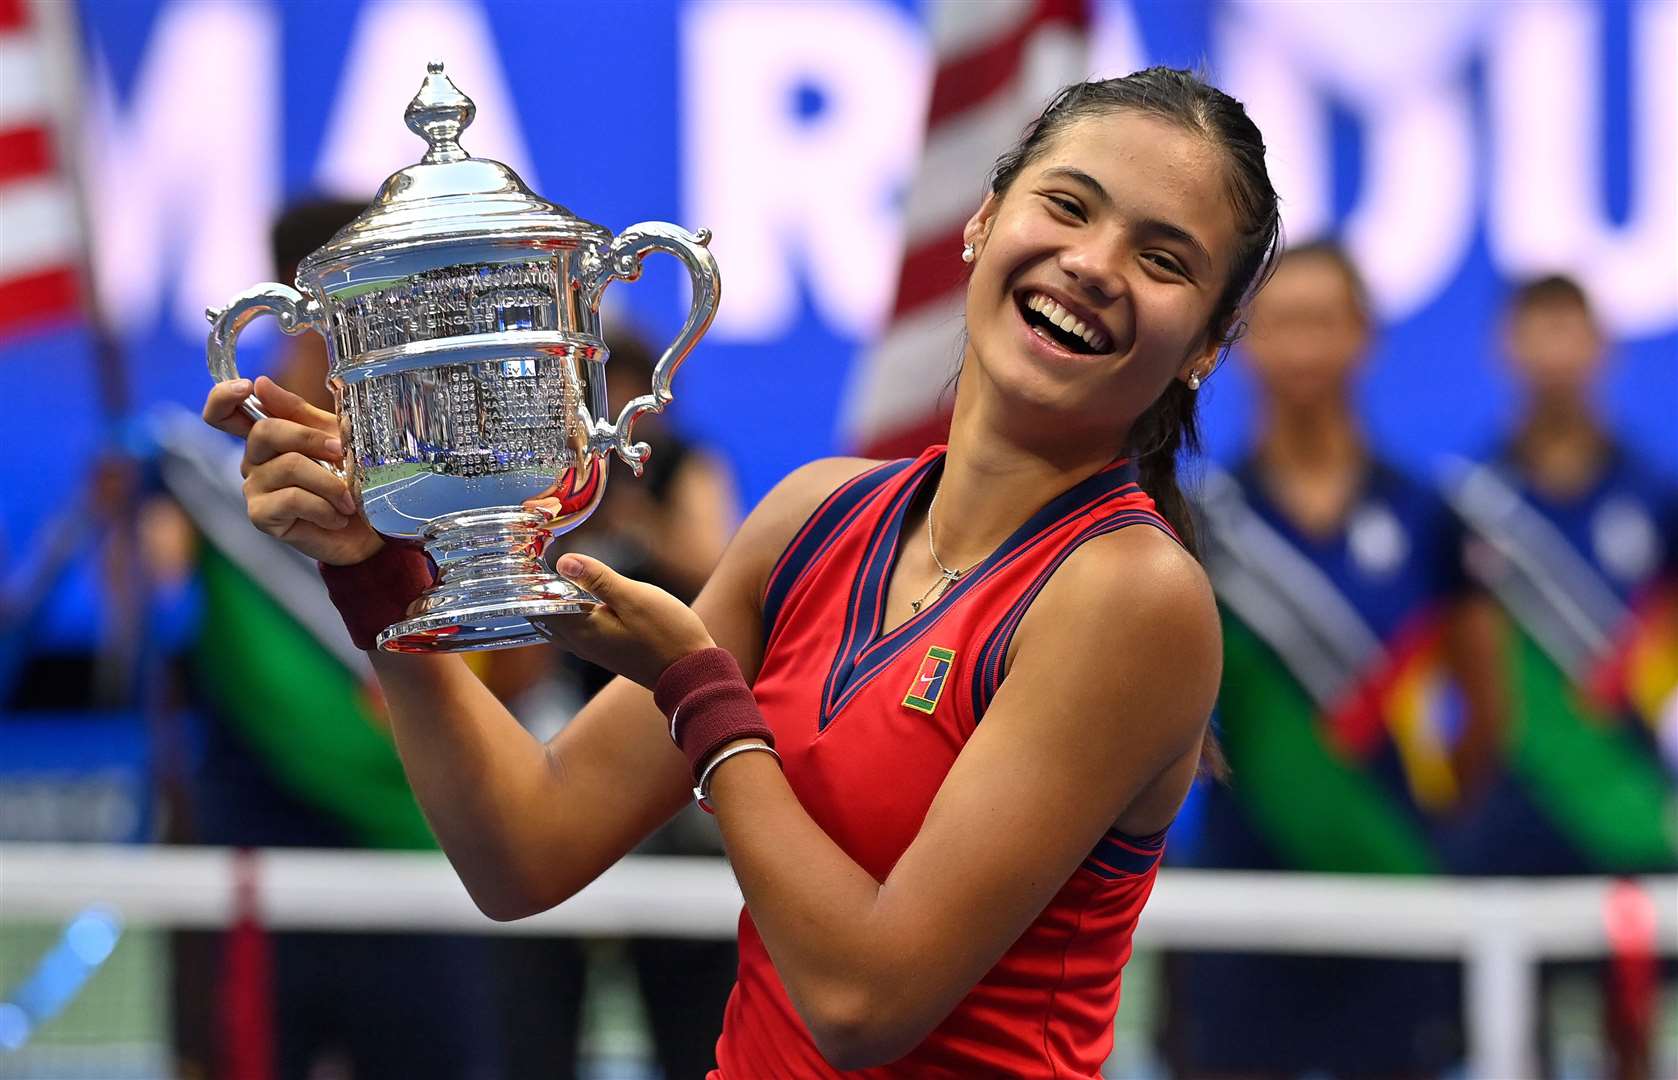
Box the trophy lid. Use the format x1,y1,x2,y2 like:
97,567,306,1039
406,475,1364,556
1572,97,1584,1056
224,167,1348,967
298,61,607,275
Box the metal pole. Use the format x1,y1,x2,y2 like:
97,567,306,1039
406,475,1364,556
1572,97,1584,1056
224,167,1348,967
1466,926,1539,1079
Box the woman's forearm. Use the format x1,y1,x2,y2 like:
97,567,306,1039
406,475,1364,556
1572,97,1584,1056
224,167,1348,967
708,752,931,1067
369,651,575,918
368,650,695,920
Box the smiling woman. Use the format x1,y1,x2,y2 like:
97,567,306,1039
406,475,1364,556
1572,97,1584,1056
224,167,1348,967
203,67,1282,1078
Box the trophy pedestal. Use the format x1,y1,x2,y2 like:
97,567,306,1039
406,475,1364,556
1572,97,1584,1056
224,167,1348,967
377,508,597,653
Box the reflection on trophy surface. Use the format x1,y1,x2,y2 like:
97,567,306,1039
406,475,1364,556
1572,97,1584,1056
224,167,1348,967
205,61,720,653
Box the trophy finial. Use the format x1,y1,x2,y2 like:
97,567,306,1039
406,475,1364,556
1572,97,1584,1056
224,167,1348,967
406,60,475,164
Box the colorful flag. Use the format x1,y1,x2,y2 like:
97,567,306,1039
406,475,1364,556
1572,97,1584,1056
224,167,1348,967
1444,460,1677,870
1197,466,1457,874
152,413,437,851
843,0,1091,458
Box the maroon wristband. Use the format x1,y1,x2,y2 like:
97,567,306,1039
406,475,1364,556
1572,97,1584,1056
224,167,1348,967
653,647,774,780
318,540,436,650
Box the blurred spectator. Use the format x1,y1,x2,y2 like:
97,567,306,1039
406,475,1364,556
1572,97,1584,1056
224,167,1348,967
1441,275,1677,1078
1,449,199,847
1165,241,1501,1078
1444,274,1677,875
489,326,743,1080
268,199,362,413
2,453,197,716
173,197,498,1080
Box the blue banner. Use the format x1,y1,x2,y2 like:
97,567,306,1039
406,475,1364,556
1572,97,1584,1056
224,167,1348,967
4,0,1673,570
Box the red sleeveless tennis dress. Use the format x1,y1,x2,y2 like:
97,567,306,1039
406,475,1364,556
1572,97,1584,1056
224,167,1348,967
710,446,1176,1078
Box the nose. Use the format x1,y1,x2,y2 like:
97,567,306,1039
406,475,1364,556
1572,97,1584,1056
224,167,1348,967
1057,233,1127,304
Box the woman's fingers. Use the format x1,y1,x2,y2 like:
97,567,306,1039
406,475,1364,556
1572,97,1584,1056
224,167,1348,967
202,375,383,564
204,374,341,446
244,417,344,476
245,452,359,516
202,379,257,438
241,376,345,477
247,485,350,534
252,375,340,434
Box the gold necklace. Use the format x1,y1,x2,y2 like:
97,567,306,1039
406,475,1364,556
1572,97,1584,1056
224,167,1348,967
910,490,983,613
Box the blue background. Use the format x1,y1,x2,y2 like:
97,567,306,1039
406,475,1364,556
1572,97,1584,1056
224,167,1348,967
4,0,1673,577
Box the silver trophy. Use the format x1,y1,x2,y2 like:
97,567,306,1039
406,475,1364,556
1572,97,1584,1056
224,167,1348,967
206,61,720,652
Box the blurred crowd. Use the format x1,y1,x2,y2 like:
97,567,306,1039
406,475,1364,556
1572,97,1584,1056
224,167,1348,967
1165,242,1676,1080
2,199,1673,1080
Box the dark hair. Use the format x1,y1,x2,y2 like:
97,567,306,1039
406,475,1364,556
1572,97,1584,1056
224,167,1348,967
1275,239,1370,321
988,67,1283,559
603,323,657,382
271,198,366,281
1508,273,1594,320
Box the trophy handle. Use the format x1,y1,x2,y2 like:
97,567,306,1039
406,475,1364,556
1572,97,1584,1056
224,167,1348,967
205,283,344,479
588,223,720,476
206,283,325,423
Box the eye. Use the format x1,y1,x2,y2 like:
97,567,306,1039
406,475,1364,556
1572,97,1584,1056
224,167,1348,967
1043,194,1085,220
1144,252,1188,278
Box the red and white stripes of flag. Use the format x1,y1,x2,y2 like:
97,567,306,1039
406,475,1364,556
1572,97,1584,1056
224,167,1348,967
0,0,83,336
844,0,1090,459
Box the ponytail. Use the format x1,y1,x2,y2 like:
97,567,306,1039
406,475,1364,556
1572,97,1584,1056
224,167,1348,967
1130,380,1229,780
1129,379,1201,559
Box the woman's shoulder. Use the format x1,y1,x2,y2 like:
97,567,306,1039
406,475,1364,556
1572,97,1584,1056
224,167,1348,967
1000,520,1221,780
1058,522,1213,615
1021,523,1220,680
729,456,889,592
755,456,889,532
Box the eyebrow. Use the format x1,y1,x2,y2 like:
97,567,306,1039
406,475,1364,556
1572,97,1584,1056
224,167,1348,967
1040,165,1214,270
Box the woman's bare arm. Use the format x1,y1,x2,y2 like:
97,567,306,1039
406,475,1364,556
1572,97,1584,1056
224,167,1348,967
368,456,875,918
203,373,879,918
366,652,679,919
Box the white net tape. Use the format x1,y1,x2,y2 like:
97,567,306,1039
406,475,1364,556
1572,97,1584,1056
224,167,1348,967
1,845,1674,1078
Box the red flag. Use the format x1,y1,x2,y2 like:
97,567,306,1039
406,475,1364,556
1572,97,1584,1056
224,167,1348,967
0,0,85,336
844,0,1092,458
1604,878,1658,1080
218,849,276,1080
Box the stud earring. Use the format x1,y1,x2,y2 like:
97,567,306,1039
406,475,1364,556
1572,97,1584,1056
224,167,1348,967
961,243,976,264
1187,371,1203,391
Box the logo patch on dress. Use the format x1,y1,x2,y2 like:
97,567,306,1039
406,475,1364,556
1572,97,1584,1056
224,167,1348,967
903,646,956,714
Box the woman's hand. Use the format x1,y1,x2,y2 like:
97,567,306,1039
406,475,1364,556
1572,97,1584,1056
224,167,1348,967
536,553,716,689
201,375,383,567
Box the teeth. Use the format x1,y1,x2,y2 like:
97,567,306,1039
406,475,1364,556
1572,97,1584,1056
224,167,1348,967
1023,291,1109,352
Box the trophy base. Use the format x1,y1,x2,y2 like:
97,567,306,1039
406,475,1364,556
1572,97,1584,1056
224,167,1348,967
376,508,599,653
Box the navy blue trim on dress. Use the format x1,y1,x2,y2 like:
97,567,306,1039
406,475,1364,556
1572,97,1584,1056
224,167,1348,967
818,451,1145,730
819,453,944,730
1081,825,1168,879
968,508,1177,721
762,458,914,649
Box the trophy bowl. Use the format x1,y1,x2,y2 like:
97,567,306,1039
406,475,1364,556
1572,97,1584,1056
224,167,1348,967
206,62,720,653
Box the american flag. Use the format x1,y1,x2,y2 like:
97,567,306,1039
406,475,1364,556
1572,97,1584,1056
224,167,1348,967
843,0,1092,459
0,0,84,337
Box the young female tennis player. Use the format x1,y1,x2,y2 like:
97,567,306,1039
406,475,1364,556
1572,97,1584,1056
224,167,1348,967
204,67,1280,1076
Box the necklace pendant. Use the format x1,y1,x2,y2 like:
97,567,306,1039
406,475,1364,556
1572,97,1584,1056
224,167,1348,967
910,599,923,613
